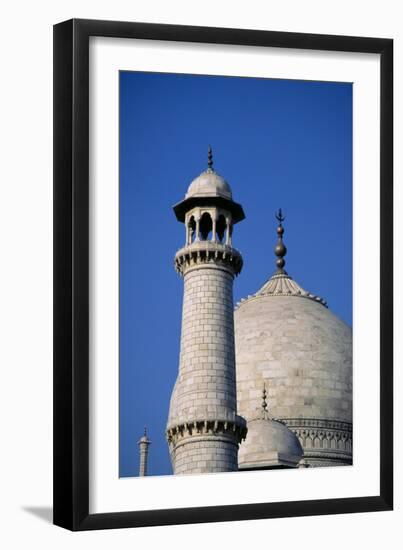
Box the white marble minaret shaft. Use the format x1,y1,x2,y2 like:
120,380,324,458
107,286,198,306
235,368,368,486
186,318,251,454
166,148,247,475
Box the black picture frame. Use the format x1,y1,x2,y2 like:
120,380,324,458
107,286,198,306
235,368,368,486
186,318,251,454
53,18,393,531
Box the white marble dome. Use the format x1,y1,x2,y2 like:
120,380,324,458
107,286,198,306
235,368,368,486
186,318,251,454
234,271,353,467
238,415,303,469
185,168,232,200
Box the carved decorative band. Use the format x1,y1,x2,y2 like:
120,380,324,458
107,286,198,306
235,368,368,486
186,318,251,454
283,418,352,432
282,418,352,456
174,243,243,276
166,417,247,447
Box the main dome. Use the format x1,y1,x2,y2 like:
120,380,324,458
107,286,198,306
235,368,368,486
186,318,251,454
234,213,353,467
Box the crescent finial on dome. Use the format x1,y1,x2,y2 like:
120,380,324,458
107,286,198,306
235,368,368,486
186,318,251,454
274,208,287,274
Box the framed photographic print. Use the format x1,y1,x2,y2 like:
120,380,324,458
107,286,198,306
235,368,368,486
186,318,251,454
53,19,393,530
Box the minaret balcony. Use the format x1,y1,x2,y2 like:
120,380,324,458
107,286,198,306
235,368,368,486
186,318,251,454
166,415,248,448
174,240,243,276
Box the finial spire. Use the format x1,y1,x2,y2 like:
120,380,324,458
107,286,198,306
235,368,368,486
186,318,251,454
262,383,268,413
274,208,287,274
275,208,285,224
207,145,213,171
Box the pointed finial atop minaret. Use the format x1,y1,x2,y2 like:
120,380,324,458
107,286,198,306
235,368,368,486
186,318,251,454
207,145,214,171
274,208,287,274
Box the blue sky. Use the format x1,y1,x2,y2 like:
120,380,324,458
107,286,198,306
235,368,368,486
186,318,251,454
119,71,352,477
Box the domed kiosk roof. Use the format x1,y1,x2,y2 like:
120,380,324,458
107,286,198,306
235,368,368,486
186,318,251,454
238,386,304,470
172,147,245,223
185,146,232,199
137,427,151,445
185,169,232,200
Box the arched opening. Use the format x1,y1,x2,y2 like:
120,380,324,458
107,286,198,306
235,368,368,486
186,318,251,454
216,214,226,243
199,212,213,241
227,222,233,245
188,216,196,243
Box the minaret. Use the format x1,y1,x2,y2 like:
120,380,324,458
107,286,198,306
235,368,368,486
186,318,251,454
166,147,247,475
137,427,151,477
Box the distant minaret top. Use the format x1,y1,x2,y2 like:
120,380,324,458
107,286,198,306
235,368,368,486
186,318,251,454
138,427,151,477
138,426,151,443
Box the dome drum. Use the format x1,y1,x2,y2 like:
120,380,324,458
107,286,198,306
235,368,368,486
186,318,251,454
286,418,352,466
